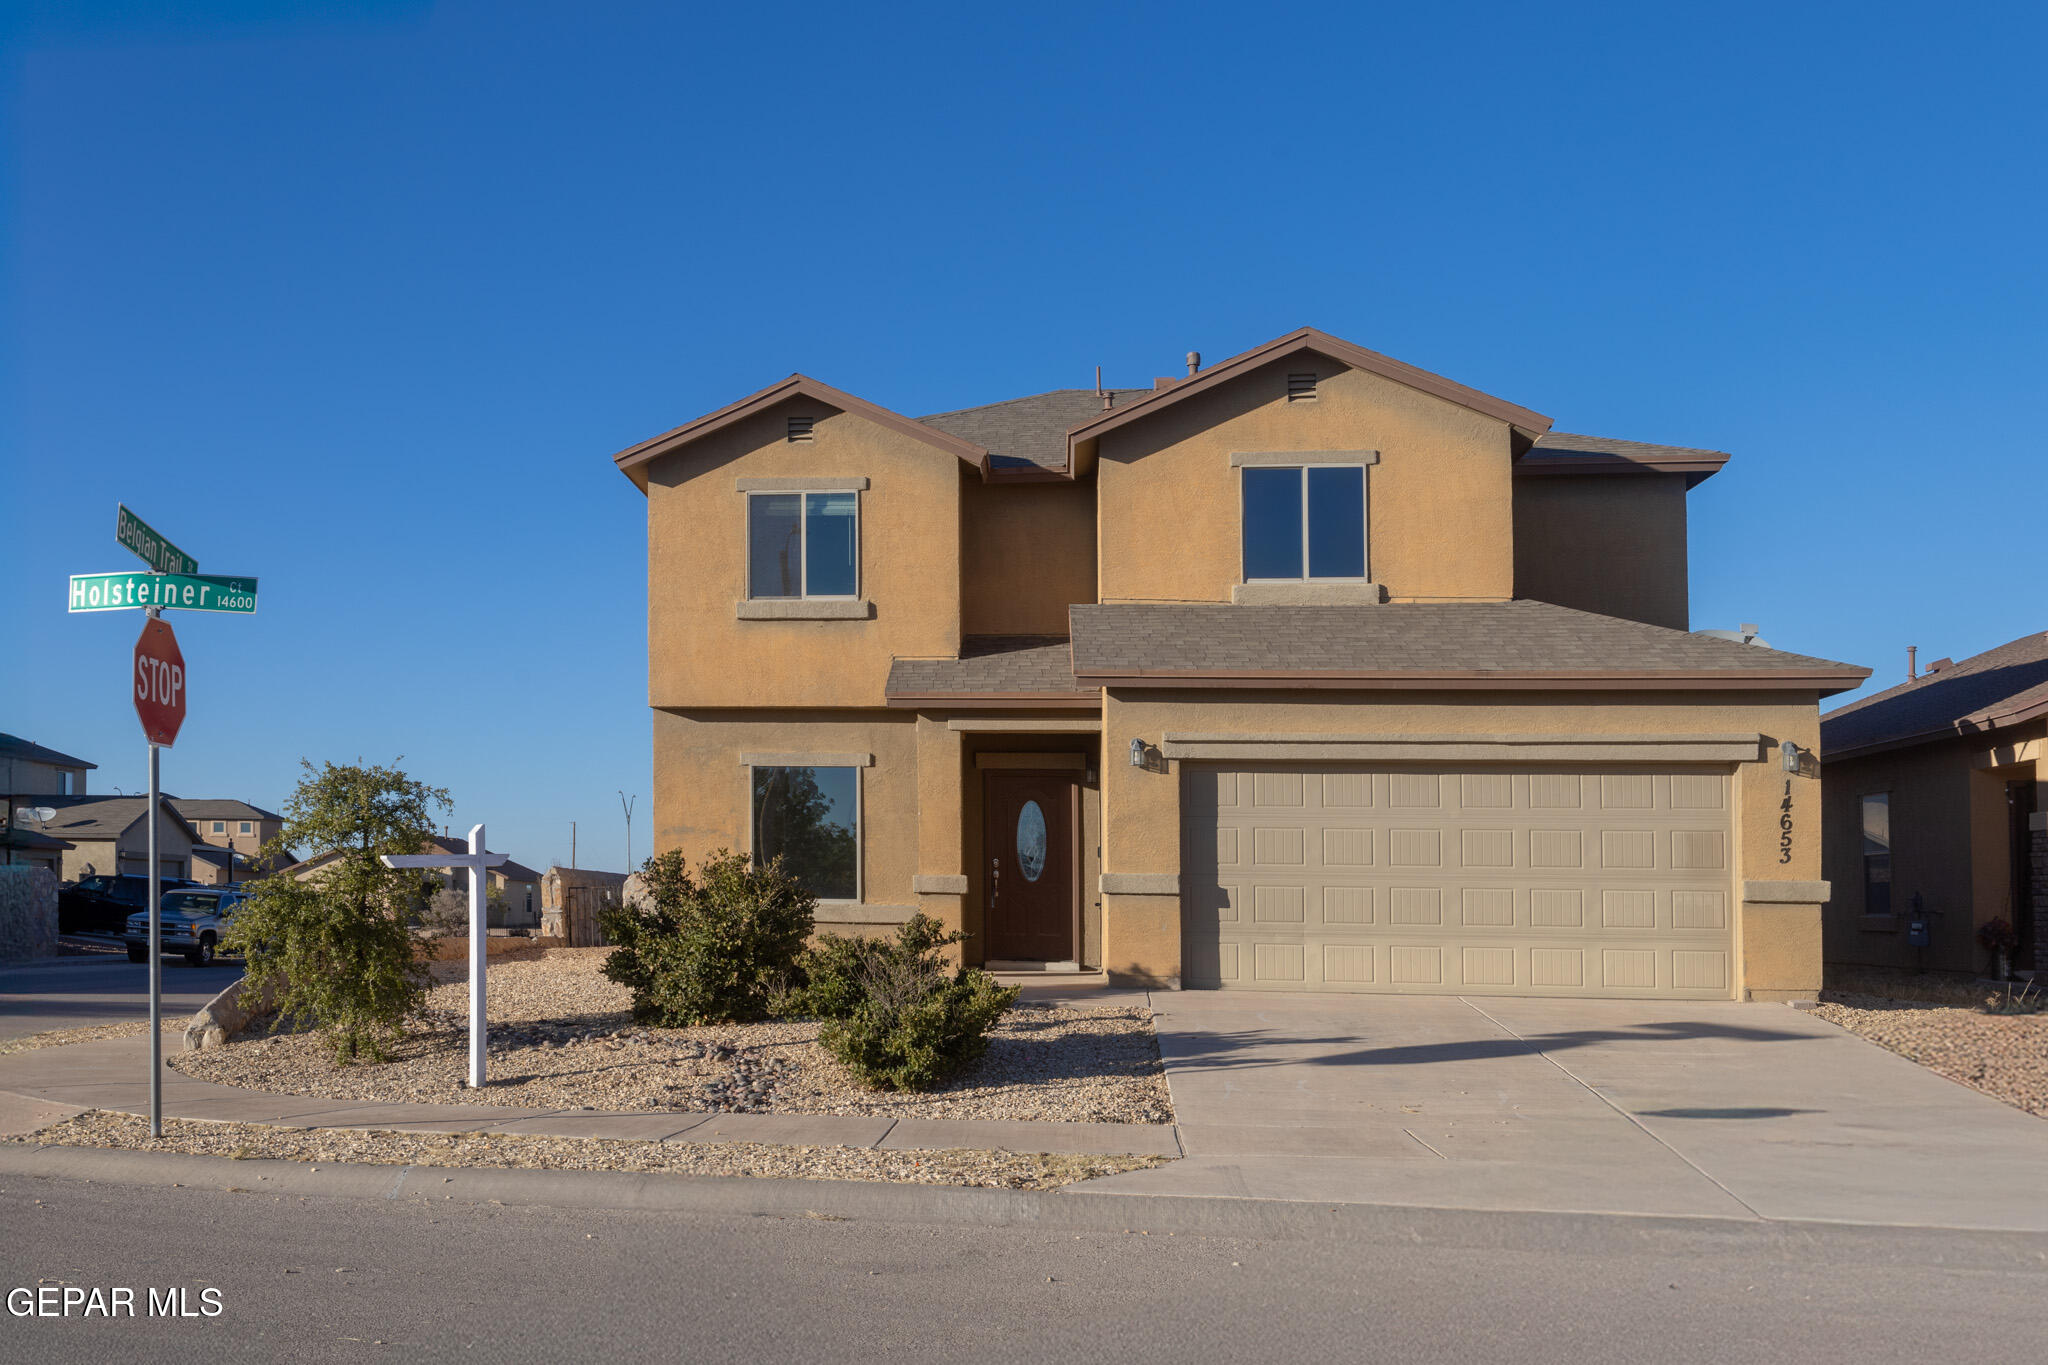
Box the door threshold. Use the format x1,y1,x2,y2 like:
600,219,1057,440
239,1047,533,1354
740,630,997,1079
986,959,1087,974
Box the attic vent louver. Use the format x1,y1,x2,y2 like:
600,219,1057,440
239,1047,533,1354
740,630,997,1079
787,416,815,442
1286,372,1318,402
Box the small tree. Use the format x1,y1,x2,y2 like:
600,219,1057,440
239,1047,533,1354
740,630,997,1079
226,759,451,1063
600,848,813,1025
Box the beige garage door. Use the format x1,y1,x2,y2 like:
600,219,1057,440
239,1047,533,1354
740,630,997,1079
1182,765,1735,998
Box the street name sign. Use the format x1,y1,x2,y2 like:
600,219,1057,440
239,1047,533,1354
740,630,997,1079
69,571,258,614
134,617,187,747
116,504,199,575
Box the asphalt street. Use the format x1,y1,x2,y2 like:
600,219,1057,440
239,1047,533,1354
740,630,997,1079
0,950,242,1040
3,1169,2046,1364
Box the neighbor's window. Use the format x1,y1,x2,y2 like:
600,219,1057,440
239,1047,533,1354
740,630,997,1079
1241,466,1367,580
747,492,859,599
751,766,858,901
1860,793,1892,917
58,772,73,795
212,821,225,834
239,821,252,835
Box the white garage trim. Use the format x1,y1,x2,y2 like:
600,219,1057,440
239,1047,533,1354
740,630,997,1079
1160,733,1762,763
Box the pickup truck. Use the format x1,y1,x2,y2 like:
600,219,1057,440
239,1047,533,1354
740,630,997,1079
125,885,247,966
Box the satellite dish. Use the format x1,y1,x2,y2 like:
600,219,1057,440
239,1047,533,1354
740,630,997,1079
15,807,56,826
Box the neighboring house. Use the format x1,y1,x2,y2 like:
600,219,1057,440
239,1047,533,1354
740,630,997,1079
287,836,544,928
612,325,1868,1000
1820,632,2048,975
25,794,198,883
0,733,94,796
168,797,294,877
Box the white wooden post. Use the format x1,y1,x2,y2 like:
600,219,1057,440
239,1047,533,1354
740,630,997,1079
382,822,505,1088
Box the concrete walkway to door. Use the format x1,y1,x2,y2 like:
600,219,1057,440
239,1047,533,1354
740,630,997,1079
1071,991,2048,1232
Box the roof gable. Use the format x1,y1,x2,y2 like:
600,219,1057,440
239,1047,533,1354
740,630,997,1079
1066,328,1553,466
612,375,991,491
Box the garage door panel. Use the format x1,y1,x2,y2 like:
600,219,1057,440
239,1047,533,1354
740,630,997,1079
1183,764,1736,999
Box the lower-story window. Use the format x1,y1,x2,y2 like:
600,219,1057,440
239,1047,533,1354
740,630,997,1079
751,766,859,902
1860,792,1892,917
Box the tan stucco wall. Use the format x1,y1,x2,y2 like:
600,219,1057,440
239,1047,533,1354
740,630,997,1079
1822,722,2044,974
186,817,282,852
644,397,962,709
1095,359,1517,606
1101,687,1824,994
1512,474,1690,629
1,760,89,797
960,473,1097,636
652,709,920,932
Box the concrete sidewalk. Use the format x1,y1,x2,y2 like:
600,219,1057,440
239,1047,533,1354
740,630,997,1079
0,1032,1183,1157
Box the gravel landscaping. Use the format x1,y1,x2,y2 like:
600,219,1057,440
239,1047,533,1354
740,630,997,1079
169,948,1173,1124
12,1110,1167,1189
1814,978,2048,1118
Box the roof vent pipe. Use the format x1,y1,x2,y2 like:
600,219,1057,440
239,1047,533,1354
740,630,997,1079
1907,645,1917,679
1186,351,1201,376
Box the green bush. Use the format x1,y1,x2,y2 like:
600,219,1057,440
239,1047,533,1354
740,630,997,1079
794,914,1020,1091
599,849,813,1026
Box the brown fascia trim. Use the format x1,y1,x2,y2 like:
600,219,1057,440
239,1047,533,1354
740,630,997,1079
1823,695,2048,763
1512,451,1731,489
884,692,1101,710
1064,327,1553,464
1073,668,1871,697
610,375,991,491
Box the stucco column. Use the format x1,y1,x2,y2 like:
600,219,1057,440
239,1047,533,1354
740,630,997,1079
1739,722,1825,1003
1100,692,1182,988
912,715,967,955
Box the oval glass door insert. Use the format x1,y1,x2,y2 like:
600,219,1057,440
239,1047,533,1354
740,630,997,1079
1016,801,1048,882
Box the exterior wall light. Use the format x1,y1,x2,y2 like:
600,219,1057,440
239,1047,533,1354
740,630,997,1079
1129,737,1147,767
1780,740,1800,773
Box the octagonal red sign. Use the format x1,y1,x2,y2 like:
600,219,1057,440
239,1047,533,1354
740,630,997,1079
133,617,187,747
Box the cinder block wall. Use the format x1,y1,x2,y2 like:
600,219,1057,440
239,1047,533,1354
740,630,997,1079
0,866,59,961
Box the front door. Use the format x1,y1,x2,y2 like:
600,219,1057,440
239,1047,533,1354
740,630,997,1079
982,770,1077,961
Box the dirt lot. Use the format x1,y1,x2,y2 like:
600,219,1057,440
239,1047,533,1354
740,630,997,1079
1815,971,2048,1118
170,948,1173,1125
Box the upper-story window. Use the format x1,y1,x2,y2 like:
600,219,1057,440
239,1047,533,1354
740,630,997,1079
239,821,253,835
747,492,859,599
58,771,73,795
212,821,225,834
1241,465,1367,581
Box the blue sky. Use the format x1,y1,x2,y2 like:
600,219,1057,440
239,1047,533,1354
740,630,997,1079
4,0,2043,873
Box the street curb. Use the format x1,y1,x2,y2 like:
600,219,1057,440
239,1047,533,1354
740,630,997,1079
6,1143,2048,1264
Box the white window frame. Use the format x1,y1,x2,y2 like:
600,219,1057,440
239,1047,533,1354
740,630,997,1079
239,821,253,835
1240,463,1371,584
212,821,225,834
745,763,863,904
746,490,861,601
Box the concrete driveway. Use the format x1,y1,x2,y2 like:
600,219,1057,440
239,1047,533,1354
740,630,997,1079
1079,992,2048,1231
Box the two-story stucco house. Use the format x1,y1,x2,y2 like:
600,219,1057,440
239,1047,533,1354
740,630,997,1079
614,327,1867,1000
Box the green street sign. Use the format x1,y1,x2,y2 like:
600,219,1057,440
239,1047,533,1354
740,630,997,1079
68,571,257,614
115,504,198,575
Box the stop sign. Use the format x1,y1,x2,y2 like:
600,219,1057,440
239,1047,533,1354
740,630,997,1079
133,617,187,747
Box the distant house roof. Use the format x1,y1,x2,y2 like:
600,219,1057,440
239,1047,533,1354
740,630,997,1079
2,827,75,852
168,797,283,823
1822,630,2048,760
919,390,1152,475
1519,433,1731,488
0,733,97,771
1068,602,1868,694
286,836,542,883
886,636,1096,707
29,794,199,842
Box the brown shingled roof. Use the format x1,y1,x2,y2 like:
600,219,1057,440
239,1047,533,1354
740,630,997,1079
1068,602,1868,693
1822,629,2048,759
1520,433,1731,488
886,636,1096,707
919,389,1151,475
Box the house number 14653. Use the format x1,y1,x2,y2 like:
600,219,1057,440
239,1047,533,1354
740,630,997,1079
1778,780,1794,865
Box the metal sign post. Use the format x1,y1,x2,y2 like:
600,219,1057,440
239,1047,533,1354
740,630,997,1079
382,825,507,1088
69,504,254,1138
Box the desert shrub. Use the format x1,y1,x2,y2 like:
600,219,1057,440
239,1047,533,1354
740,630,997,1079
599,849,813,1026
225,759,448,1063
798,914,1020,1091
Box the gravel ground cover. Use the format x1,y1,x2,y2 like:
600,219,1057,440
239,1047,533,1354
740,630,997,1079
169,948,1173,1124
1813,984,2048,1118
11,1110,1167,1189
